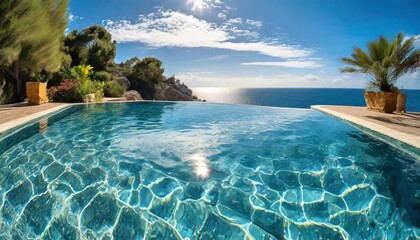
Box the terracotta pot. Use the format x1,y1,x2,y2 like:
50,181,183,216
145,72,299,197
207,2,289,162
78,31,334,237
363,91,398,113
26,82,48,105
396,94,407,113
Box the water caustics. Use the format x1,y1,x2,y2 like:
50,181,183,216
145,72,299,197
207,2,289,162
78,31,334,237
0,102,419,239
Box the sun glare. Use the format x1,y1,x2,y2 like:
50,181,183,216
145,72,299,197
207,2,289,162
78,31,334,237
188,153,211,179
187,0,206,12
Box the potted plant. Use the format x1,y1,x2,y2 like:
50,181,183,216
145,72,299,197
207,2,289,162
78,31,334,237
26,72,49,105
340,33,419,113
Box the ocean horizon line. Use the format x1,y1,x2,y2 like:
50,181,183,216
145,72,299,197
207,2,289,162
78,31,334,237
192,87,420,91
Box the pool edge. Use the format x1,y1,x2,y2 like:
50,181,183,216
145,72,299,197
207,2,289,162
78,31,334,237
311,105,420,151
0,104,71,134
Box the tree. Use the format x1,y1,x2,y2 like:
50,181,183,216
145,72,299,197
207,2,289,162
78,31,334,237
127,57,165,99
64,25,116,71
132,57,165,84
340,33,420,92
122,57,140,69
0,0,69,101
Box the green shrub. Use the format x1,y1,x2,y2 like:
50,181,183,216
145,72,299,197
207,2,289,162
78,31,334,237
48,65,105,102
92,71,112,82
93,81,105,101
104,80,126,97
79,78,104,102
71,65,93,82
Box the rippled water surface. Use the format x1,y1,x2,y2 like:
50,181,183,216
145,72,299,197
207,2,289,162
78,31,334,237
0,102,419,239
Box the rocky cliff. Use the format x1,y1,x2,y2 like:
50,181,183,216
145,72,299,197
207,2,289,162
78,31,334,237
155,76,198,101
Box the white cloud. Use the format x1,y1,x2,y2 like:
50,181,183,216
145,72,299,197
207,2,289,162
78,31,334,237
187,0,206,11
404,34,420,49
198,54,230,61
245,19,262,28
104,9,311,58
177,72,332,88
217,12,227,20
403,71,419,80
176,71,373,88
221,17,260,39
240,61,322,68
333,75,351,84
413,35,420,49
225,17,243,25
187,0,223,12
68,13,84,22
303,74,320,81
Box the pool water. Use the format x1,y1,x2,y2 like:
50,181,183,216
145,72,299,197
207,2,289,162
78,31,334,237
0,102,419,239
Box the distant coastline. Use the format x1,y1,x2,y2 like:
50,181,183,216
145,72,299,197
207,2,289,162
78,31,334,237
192,88,420,112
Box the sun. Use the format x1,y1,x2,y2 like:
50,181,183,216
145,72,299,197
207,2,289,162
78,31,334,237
187,0,207,12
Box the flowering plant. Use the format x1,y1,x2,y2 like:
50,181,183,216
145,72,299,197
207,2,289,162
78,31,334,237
48,79,82,102
47,65,105,103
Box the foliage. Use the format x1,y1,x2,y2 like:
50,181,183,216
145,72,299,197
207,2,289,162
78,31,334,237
121,57,140,69
104,80,126,97
340,33,420,92
0,80,7,104
93,82,105,102
48,65,104,102
92,71,112,82
75,65,104,101
47,67,72,87
48,79,82,102
79,78,104,97
30,72,48,83
0,0,69,100
126,57,165,99
64,25,116,71
132,57,165,85
71,64,93,82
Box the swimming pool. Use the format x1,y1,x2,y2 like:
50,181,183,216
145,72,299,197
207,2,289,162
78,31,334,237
0,102,419,239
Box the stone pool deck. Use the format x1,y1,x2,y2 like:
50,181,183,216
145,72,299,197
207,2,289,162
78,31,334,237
312,105,420,149
0,98,126,133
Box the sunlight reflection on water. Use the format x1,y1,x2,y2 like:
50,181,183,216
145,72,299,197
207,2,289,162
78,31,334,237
187,153,211,179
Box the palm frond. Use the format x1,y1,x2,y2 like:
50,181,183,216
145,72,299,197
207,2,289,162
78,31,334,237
340,32,419,92
340,67,364,73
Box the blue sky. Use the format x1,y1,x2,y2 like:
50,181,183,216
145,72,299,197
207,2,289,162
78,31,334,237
68,0,420,89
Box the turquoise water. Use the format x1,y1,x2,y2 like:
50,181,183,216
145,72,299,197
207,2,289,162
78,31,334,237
0,102,419,239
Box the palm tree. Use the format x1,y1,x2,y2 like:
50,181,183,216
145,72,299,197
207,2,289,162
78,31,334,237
340,33,419,92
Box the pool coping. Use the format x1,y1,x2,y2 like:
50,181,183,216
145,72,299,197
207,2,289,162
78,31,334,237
312,105,420,150
0,104,71,134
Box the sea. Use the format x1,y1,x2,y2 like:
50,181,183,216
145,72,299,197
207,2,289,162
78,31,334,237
192,88,420,112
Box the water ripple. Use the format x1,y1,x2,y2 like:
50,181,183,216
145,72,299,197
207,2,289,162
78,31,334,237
0,102,419,239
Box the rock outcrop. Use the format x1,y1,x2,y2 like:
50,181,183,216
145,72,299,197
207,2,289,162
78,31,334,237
155,77,197,101
116,76,130,90
123,90,143,100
